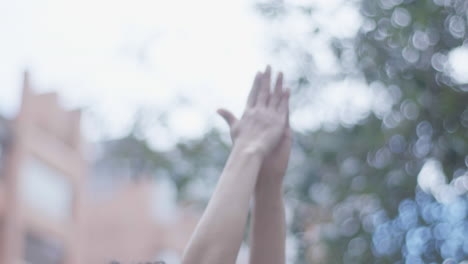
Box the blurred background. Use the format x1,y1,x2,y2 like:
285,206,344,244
0,0,467,263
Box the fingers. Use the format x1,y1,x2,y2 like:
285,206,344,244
217,108,238,128
269,71,283,108
278,88,290,114
257,65,271,107
274,72,283,95
248,66,286,111
246,72,262,108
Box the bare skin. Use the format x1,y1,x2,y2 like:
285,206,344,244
218,66,290,264
181,66,290,264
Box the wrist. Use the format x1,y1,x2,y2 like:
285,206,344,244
254,182,284,203
255,176,284,194
233,140,267,158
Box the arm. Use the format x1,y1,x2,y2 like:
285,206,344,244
249,69,290,264
181,143,263,264
182,67,290,264
249,126,290,264
249,173,287,264
217,66,291,264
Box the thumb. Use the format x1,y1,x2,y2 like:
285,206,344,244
217,108,238,128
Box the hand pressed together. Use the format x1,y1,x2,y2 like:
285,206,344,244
182,65,290,264
217,65,290,264
217,66,290,158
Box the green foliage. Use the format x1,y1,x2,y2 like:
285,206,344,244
97,0,468,263
94,126,231,203
261,0,468,263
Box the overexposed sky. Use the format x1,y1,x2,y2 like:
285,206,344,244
0,0,269,143
1,0,466,149
0,0,317,144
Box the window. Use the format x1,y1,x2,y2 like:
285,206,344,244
0,119,10,180
20,157,73,220
0,143,4,178
0,218,4,259
0,137,7,180
23,232,65,264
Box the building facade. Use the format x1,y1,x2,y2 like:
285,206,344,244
0,73,202,264
0,72,85,264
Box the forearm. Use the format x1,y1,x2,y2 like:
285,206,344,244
249,176,286,264
182,144,263,264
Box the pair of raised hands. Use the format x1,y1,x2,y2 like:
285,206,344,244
181,66,290,264
217,66,292,184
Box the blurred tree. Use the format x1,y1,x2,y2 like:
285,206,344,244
256,0,468,263
93,0,468,263
91,110,231,203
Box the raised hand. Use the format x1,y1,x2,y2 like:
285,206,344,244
217,65,290,158
182,65,290,264
218,66,291,264
258,78,291,188
218,66,291,183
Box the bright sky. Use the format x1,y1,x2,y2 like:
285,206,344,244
1,0,465,150
0,0,269,142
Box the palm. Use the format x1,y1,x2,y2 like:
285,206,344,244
218,66,291,184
